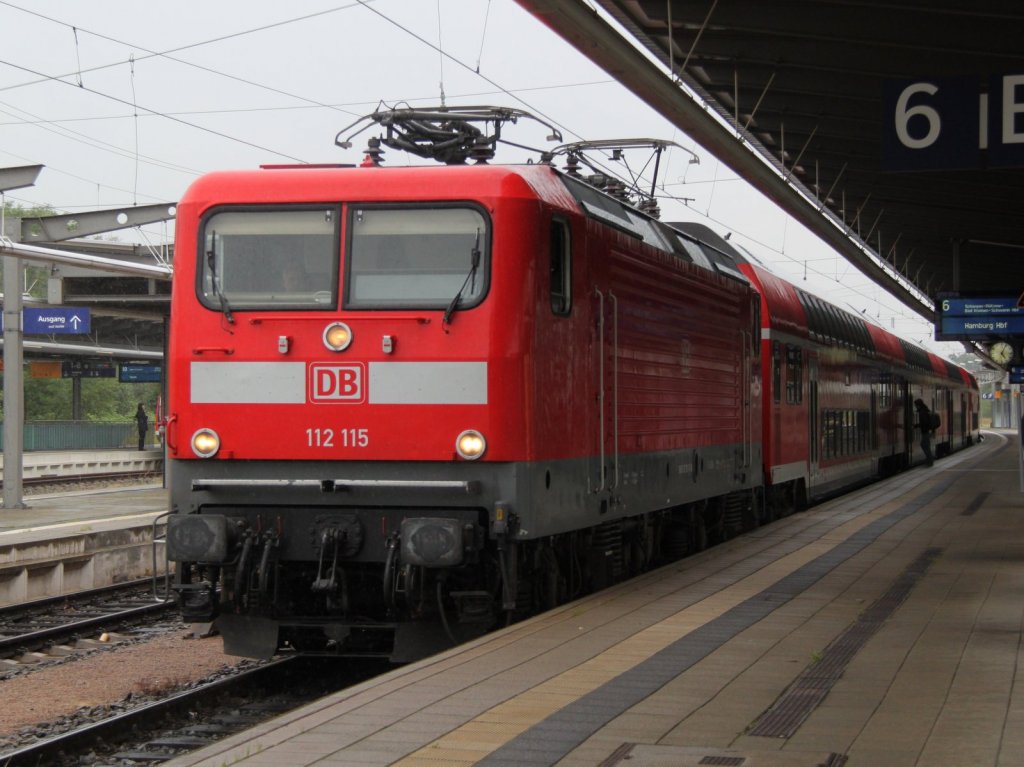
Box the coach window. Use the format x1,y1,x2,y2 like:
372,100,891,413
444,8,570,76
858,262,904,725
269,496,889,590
786,345,803,404
879,376,892,408
346,206,489,310
823,410,838,459
199,207,340,311
550,218,572,316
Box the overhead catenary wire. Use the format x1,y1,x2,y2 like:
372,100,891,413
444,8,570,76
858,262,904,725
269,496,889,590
0,99,202,176
0,0,366,119
0,57,309,164
0,2,360,210
0,2,964,355
0,79,616,127
0,0,619,215
2,0,616,212
353,0,588,144
0,75,614,217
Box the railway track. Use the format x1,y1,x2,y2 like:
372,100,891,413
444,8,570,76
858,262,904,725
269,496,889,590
0,579,175,667
0,581,392,765
0,656,390,766
0,469,163,494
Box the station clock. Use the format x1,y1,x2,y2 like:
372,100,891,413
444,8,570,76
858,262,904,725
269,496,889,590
990,341,1015,365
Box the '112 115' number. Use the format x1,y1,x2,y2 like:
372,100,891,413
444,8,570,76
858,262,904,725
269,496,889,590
306,428,369,448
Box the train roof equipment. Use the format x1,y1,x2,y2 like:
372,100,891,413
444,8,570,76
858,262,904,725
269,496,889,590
334,104,563,166
333,105,697,222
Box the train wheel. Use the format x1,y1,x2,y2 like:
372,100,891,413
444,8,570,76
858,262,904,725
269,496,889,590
692,515,709,552
707,498,726,545
767,487,785,525
794,480,809,511
664,521,690,560
540,545,561,611
745,488,763,531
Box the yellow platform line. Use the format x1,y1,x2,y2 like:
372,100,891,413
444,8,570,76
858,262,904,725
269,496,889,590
391,487,927,766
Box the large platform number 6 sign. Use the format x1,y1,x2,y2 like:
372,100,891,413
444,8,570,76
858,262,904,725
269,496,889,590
884,74,1024,169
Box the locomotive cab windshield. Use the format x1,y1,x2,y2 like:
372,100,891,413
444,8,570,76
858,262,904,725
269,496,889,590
345,205,489,310
197,204,491,313
199,207,340,311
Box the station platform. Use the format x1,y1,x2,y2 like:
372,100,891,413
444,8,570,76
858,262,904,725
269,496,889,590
0,447,163,482
164,431,1022,767
0,483,169,604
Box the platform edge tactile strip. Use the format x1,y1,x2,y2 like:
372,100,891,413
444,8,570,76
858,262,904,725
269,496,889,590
746,547,942,738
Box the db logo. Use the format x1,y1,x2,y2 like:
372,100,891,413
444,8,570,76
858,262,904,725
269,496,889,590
309,363,364,403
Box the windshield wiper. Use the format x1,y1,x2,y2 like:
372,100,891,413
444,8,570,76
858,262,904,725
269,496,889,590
206,231,235,325
443,228,481,326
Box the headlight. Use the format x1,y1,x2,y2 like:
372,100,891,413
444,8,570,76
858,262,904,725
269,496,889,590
323,321,353,351
191,428,221,458
455,429,486,460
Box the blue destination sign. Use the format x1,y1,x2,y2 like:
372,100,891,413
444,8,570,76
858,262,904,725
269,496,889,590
935,294,1024,341
941,296,1020,316
939,315,1024,337
1011,367,1024,385
119,362,162,383
23,307,91,334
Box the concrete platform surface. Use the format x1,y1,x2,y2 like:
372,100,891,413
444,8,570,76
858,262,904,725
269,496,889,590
0,484,167,539
0,484,169,603
161,430,1023,767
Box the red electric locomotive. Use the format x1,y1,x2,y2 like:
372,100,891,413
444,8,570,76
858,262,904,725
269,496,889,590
165,109,764,660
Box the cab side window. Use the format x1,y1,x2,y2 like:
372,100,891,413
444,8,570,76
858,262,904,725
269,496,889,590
550,218,572,316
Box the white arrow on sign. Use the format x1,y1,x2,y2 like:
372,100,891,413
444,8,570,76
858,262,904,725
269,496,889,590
69,315,82,329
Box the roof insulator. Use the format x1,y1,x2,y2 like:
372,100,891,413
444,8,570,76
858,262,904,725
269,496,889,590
361,137,385,167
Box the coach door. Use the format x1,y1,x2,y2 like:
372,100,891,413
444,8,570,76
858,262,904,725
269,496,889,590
808,356,819,478
959,392,967,447
742,330,753,469
946,390,955,449
899,379,913,465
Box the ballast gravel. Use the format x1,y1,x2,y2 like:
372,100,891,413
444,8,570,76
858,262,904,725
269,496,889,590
0,628,248,748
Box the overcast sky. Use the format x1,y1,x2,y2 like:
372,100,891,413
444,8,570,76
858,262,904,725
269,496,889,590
0,0,959,357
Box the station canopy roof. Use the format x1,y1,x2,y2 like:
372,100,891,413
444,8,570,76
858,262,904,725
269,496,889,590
518,0,1024,322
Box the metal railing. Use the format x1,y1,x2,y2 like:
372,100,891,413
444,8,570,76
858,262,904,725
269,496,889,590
0,421,142,450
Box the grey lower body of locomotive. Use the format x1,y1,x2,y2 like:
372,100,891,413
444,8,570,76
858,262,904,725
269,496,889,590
166,442,759,659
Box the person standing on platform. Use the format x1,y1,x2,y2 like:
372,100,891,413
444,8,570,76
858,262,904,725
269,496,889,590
914,398,934,466
135,403,149,451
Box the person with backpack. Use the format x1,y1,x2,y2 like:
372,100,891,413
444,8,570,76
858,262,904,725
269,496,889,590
914,398,935,466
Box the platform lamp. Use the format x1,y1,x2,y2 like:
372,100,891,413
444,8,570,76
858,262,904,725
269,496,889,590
2,164,44,510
